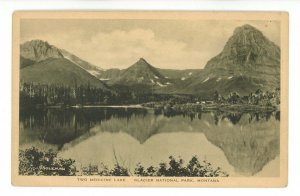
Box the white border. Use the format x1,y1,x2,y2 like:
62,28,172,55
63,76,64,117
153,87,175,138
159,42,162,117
1,0,300,195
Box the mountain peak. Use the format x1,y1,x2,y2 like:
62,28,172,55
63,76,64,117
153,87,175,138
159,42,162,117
22,39,54,51
27,39,50,46
188,24,281,96
233,24,261,35
216,24,280,64
116,57,168,86
130,58,153,70
20,39,64,62
136,57,149,65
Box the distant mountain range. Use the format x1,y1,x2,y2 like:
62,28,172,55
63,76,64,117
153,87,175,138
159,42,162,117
96,59,202,93
20,24,280,96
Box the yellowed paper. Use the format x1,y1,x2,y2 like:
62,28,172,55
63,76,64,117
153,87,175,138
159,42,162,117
12,11,288,187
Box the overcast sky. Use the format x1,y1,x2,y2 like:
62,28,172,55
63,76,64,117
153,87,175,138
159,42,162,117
20,19,280,70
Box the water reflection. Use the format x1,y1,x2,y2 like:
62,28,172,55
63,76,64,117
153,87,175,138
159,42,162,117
19,107,280,176
20,108,148,149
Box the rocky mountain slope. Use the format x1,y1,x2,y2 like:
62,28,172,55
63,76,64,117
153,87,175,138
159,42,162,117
59,49,103,78
20,58,109,89
180,24,280,96
20,40,64,67
20,40,109,89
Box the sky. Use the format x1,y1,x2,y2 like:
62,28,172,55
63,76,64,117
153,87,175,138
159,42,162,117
20,19,280,70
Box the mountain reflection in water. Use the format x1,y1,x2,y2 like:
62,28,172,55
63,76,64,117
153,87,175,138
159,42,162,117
19,107,280,176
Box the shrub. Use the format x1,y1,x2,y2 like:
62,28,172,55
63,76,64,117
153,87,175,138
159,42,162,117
19,147,76,176
134,156,229,177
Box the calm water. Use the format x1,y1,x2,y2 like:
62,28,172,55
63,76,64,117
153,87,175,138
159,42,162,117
19,107,280,177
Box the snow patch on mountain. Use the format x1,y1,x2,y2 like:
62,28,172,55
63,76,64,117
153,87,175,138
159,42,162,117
157,82,167,87
202,77,210,83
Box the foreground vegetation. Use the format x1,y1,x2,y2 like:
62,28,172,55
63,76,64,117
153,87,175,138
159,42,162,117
19,147,76,176
19,147,228,177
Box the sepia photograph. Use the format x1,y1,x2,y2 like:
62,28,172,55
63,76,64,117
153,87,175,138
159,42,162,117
11,11,288,187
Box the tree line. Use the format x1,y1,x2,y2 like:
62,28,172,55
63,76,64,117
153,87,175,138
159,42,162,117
19,82,187,108
213,88,280,106
19,82,280,109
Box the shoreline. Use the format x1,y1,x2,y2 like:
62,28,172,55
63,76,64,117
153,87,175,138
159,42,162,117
46,104,144,109
26,102,279,113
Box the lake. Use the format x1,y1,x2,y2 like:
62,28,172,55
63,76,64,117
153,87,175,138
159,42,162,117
19,107,280,177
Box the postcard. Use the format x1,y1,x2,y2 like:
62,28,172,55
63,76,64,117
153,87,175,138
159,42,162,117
12,11,288,187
